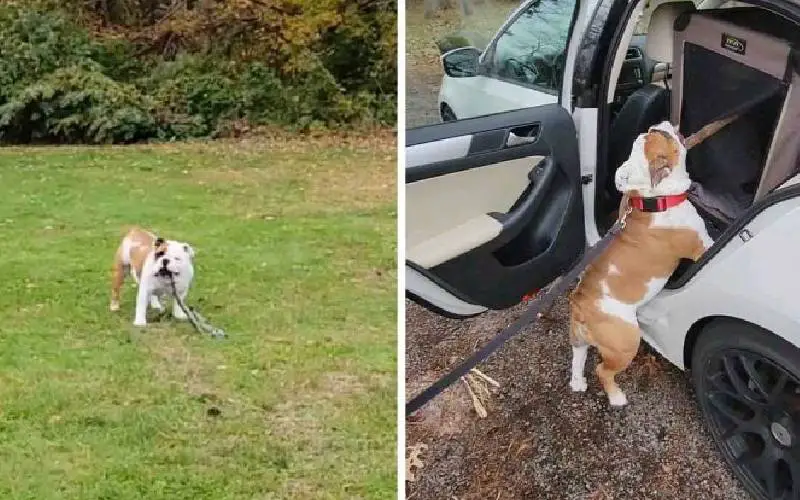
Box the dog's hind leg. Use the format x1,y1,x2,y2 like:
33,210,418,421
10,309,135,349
110,249,125,312
569,315,590,393
594,318,641,407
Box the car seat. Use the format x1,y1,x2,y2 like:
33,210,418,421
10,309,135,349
603,2,693,208
606,84,670,204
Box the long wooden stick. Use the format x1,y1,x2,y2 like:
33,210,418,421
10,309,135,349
684,114,739,150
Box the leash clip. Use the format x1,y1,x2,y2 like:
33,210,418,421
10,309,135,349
619,205,633,228
617,193,633,229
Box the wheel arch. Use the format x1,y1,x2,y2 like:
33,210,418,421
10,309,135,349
683,314,790,371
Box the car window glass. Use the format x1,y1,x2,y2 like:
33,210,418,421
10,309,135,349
488,0,577,93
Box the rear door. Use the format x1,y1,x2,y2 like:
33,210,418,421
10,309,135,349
406,103,585,315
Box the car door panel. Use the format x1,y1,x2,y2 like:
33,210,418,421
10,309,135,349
408,156,538,267
406,103,585,310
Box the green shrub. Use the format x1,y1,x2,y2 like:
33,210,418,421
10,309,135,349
146,57,366,134
0,65,157,144
0,5,94,104
318,2,397,124
0,3,396,144
146,57,242,137
90,37,151,83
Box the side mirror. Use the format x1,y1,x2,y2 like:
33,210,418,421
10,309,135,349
442,47,482,78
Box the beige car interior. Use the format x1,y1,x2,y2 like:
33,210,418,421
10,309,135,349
611,0,800,229
406,155,542,268
607,0,699,102
610,0,742,97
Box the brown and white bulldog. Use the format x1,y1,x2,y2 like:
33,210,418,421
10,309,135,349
567,121,713,406
110,227,195,327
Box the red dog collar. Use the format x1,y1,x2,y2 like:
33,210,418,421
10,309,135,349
629,193,687,212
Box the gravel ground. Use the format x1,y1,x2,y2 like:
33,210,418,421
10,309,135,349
406,69,441,128
405,298,752,499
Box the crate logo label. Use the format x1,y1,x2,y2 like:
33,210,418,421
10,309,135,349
721,33,746,55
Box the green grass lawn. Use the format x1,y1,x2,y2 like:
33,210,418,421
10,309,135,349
0,133,397,499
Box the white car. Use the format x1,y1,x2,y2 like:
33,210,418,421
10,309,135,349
407,0,800,498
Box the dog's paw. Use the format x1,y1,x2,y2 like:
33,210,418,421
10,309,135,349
608,391,628,407
569,378,588,392
133,319,147,327
109,301,120,312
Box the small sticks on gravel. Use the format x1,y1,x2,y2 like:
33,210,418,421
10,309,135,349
461,368,500,418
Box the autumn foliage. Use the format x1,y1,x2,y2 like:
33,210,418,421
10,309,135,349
0,0,396,143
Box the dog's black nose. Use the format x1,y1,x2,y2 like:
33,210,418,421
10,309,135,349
162,258,170,267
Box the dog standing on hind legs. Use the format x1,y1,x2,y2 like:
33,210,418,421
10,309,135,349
110,227,195,327
567,121,713,406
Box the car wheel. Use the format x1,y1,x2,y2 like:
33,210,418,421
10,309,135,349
440,104,457,122
692,319,800,500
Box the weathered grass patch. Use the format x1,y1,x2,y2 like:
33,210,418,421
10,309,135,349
0,132,397,499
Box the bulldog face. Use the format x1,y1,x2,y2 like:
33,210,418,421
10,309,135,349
153,238,194,278
615,121,691,196
643,127,681,188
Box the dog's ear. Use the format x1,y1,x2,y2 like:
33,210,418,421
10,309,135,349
182,243,195,258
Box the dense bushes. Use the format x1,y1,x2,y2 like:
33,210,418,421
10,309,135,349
0,65,158,143
0,1,396,144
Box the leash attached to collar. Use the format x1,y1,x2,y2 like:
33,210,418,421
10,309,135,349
405,212,630,417
168,274,226,339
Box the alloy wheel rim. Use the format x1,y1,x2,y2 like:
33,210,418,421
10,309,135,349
702,349,800,500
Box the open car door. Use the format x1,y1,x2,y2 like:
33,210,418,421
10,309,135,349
406,104,585,317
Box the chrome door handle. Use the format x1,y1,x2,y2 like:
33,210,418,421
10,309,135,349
506,131,538,146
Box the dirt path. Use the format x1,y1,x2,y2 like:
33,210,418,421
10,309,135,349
406,68,441,128
404,0,515,127
405,298,750,499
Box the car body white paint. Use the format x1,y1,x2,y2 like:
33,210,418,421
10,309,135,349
638,194,800,369
438,75,558,120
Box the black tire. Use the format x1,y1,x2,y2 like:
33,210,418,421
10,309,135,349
440,104,457,122
692,319,800,500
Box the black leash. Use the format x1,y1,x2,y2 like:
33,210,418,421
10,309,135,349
405,214,629,417
168,274,226,339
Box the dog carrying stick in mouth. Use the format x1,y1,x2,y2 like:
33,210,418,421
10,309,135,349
567,121,713,407
110,227,195,327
